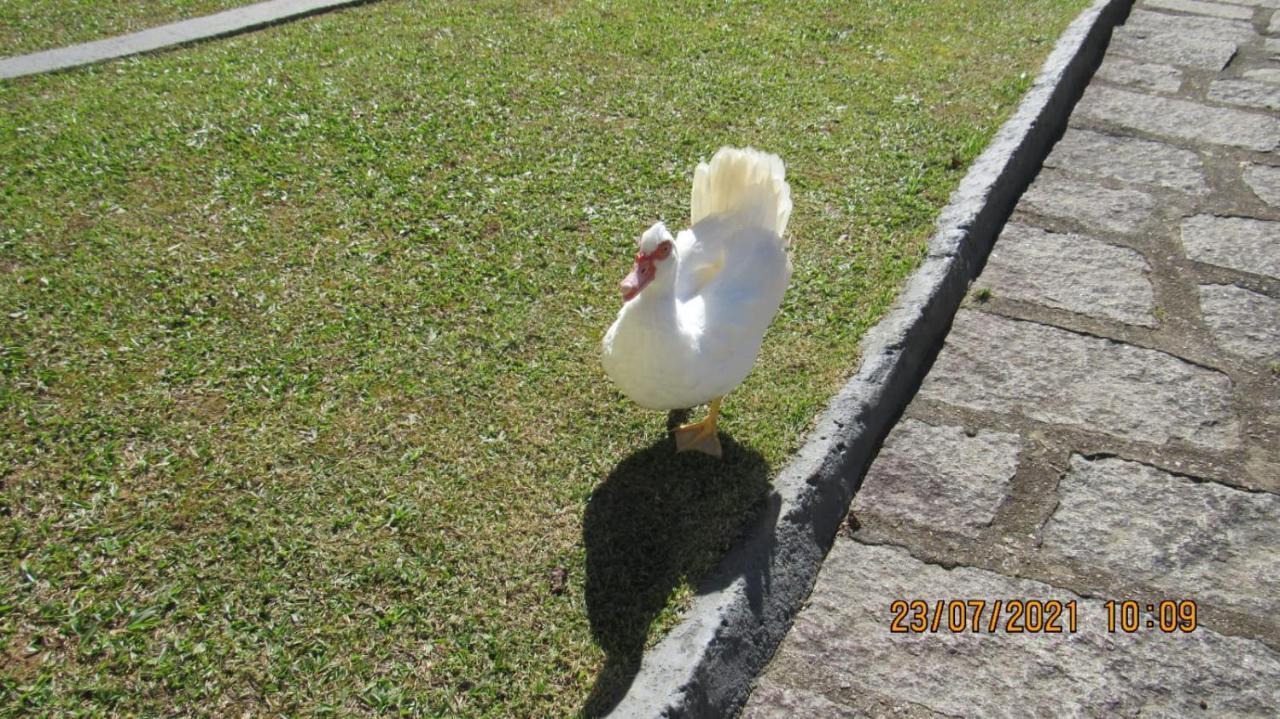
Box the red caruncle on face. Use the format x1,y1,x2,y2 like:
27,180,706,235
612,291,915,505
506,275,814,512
620,240,673,301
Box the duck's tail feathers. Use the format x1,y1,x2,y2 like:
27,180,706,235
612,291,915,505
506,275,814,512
690,146,792,241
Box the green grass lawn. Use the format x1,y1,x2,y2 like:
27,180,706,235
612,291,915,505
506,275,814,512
1,0,250,57
1,0,1087,714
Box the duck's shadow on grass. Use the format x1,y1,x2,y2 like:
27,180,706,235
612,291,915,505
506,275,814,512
581,426,774,716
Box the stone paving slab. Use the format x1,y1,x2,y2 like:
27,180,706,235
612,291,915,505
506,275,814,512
1243,163,1280,205
1043,454,1280,617
851,420,1021,539
1109,9,1253,69
918,310,1240,450
745,542,1280,719
1094,54,1184,92
1076,85,1280,150
1181,214,1280,279
1042,128,1209,193
0,0,372,79
1198,283,1280,361
1245,67,1280,84
1145,0,1255,20
1018,170,1158,233
1209,77,1280,110
978,223,1156,325
744,680,872,719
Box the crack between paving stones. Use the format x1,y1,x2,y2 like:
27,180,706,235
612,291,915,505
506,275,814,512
847,534,1147,606
849,536,974,574
971,306,1236,375
911,393,1255,485
1069,119,1219,154
929,406,1258,493
1075,450,1279,494
1184,258,1280,289
1193,211,1280,223
1031,467,1068,546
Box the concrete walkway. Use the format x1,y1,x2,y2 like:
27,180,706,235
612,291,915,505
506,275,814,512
0,0,371,80
745,1,1280,716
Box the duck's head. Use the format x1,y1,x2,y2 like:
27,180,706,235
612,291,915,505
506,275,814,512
620,222,675,302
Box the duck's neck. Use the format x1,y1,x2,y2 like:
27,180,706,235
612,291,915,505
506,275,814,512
628,258,679,325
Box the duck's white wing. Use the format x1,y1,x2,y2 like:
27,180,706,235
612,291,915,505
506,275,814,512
673,225,725,303
673,216,791,395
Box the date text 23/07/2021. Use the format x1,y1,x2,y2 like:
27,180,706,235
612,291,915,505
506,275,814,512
887,599,1199,634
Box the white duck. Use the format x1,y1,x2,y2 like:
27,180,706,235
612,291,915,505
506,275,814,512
601,147,793,457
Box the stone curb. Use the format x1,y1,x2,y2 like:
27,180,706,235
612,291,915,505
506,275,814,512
0,0,375,80
606,0,1135,716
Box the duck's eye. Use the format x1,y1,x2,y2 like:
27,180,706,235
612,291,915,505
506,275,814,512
653,241,673,260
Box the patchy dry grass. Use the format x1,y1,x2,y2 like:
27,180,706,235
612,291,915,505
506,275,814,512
1,0,1087,715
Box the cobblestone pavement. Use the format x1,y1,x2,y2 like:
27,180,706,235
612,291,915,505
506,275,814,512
743,1,1280,716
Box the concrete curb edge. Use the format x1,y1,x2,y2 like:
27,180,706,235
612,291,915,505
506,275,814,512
0,0,376,80
607,0,1134,716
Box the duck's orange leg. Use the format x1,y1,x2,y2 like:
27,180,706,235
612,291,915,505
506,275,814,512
673,397,723,458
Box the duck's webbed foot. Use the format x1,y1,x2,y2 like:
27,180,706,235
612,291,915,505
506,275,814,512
672,398,723,458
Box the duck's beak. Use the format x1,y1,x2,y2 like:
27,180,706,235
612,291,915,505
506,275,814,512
621,259,654,302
